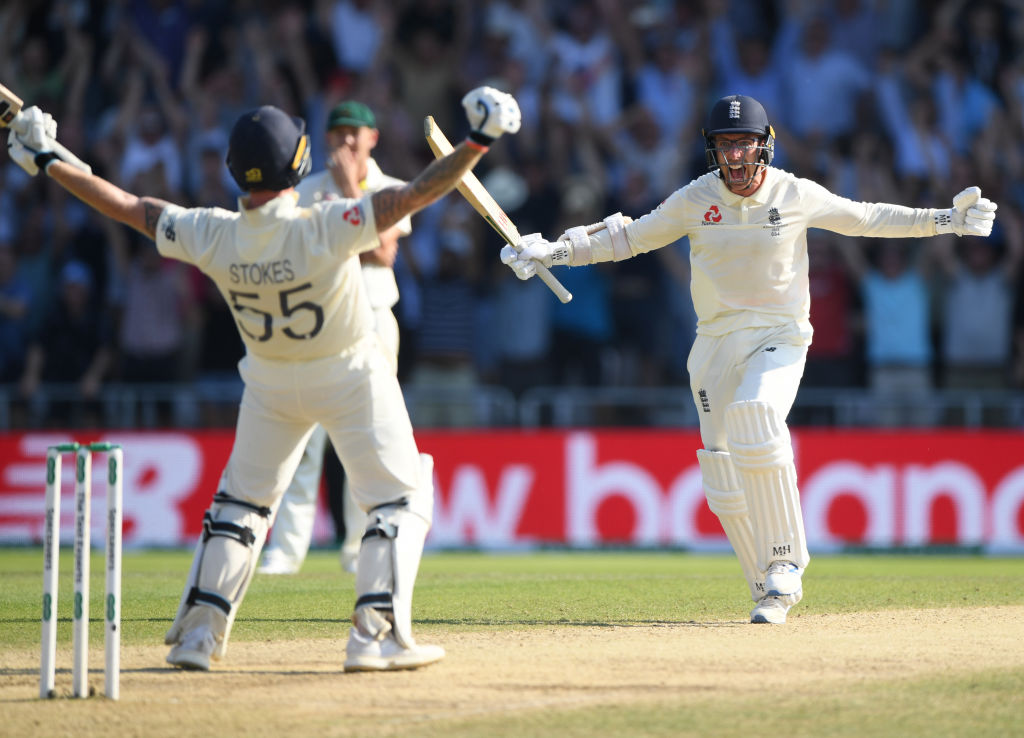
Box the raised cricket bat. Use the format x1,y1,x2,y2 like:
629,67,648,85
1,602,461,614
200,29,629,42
0,82,92,173
423,116,572,303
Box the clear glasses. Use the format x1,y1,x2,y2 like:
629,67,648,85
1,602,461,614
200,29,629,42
715,138,759,153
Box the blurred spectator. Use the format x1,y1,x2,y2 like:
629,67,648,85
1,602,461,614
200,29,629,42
407,203,484,427
547,178,614,387
19,261,114,427
803,233,860,388
875,57,955,202
935,218,1024,389
116,241,196,384
779,14,872,148
632,29,699,147
0,244,32,382
1,0,1023,431
483,0,552,87
547,1,624,128
707,6,787,116
838,239,937,425
324,0,391,80
904,21,1004,159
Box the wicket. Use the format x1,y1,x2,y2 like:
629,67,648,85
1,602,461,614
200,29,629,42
40,442,123,700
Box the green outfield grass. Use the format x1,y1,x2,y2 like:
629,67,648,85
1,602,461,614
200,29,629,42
2,548,1023,738
1,548,1022,647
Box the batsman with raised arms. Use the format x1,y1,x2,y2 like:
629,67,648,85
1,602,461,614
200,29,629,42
7,86,521,670
502,94,998,624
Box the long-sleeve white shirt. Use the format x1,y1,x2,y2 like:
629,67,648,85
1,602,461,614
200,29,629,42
579,168,939,337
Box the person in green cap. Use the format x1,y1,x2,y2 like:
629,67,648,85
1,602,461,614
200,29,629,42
258,100,421,577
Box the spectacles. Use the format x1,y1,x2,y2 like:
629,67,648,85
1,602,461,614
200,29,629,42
715,138,760,152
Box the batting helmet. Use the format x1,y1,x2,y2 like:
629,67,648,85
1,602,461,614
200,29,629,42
702,94,775,174
226,106,312,192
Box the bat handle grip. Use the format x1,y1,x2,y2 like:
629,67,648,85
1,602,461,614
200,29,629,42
51,141,91,175
535,263,572,303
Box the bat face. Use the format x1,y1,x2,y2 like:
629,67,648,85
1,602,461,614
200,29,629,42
0,83,24,128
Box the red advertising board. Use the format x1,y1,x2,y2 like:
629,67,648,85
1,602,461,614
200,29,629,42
1,429,1022,551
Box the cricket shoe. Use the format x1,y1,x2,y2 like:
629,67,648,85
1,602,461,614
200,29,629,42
765,560,803,597
167,627,217,670
750,589,803,625
343,607,444,672
258,548,300,575
166,605,224,670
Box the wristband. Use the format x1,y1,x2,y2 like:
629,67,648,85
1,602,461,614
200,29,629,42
467,130,495,147
464,138,489,153
34,151,61,175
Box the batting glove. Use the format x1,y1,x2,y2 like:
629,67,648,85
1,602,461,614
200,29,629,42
462,86,521,147
935,186,998,237
6,106,59,176
500,244,536,280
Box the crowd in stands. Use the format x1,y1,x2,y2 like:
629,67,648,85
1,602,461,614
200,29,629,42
1,0,1023,429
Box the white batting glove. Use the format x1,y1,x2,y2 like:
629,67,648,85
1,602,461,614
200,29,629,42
462,86,521,147
500,244,537,280
6,106,59,176
935,186,998,237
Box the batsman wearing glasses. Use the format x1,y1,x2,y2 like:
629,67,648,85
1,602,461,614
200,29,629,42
502,94,998,625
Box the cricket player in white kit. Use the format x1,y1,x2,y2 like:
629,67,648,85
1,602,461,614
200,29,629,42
259,101,413,576
502,94,998,624
8,86,522,668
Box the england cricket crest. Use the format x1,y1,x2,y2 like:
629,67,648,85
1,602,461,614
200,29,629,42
767,206,781,237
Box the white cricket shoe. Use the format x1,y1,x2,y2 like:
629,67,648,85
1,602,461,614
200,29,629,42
258,548,300,575
750,596,790,624
167,625,218,670
765,560,803,597
750,587,803,625
343,607,444,672
344,629,445,672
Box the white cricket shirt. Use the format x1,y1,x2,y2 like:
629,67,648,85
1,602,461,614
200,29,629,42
588,168,939,337
155,191,378,361
296,158,410,310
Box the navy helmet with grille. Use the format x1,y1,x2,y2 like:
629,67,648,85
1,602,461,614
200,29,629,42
702,94,775,174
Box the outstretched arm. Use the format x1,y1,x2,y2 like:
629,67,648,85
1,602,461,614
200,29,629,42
370,143,484,232
371,85,521,232
47,160,173,240
7,107,174,239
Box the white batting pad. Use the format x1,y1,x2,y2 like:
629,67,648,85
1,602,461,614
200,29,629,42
355,504,430,648
697,449,764,601
165,493,272,660
724,401,809,571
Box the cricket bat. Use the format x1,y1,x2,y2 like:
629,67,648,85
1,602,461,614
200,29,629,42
0,82,92,173
423,116,572,303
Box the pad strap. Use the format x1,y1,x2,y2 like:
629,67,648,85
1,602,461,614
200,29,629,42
187,587,232,616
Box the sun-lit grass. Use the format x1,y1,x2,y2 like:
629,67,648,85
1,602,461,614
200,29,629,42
1,547,1020,647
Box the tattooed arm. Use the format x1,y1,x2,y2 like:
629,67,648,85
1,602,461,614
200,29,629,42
371,143,485,232
46,160,173,240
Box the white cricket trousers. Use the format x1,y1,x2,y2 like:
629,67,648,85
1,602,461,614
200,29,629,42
687,324,810,450
224,334,422,512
